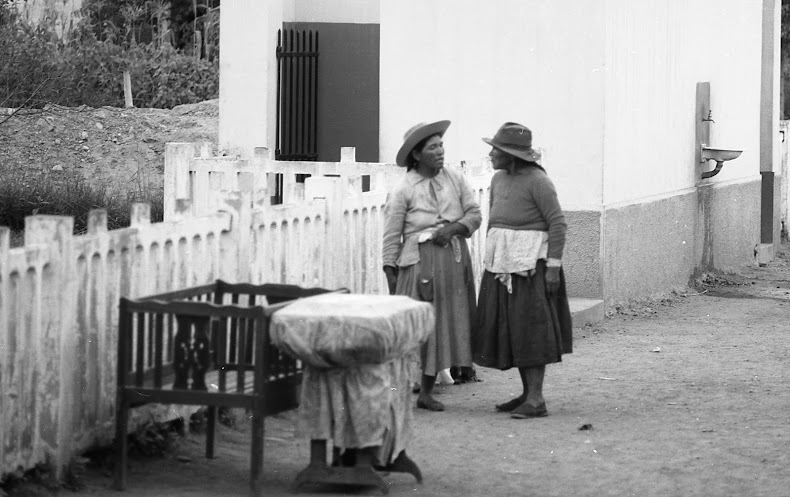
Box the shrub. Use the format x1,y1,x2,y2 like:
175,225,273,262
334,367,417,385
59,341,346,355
0,6,219,110
0,168,164,243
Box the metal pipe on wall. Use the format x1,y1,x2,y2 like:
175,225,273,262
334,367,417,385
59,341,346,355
759,0,779,246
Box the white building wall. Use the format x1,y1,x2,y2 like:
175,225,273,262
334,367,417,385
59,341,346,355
218,0,286,158
380,0,768,210
380,0,606,210
602,0,764,205
289,0,379,23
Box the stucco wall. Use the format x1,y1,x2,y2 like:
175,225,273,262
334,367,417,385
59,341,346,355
603,190,699,301
601,178,761,303
218,0,285,157
289,0,379,23
602,0,763,205
380,0,769,211
379,0,606,210
703,178,762,272
563,210,603,299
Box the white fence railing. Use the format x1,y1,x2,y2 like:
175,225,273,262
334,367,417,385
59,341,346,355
0,143,494,478
163,143,495,291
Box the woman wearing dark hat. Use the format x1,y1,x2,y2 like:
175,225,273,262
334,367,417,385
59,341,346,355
382,120,482,412
473,122,573,419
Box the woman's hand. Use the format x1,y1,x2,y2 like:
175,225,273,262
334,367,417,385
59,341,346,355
544,266,560,296
383,266,399,295
433,222,467,246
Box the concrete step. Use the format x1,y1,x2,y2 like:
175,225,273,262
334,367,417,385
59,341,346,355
569,297,605,327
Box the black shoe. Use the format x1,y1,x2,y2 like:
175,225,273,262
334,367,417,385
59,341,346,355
451,366,481,384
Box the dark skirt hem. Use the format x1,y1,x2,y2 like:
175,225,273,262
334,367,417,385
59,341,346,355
472,262,573,370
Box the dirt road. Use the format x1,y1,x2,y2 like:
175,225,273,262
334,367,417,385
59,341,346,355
64,243,790,497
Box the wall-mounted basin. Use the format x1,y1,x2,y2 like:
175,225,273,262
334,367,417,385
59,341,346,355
700,145,743,179
701,147,742,163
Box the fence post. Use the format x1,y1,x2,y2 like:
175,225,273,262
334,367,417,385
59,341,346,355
340,147,356,163
214,180,253,283
282,171,298,204
191,160,210,217
237,173,254,283
24,215,76,478
164,143,198,221
123,71,133,108
305,176,343,289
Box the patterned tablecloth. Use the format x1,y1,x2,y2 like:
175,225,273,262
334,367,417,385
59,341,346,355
270,293,435,463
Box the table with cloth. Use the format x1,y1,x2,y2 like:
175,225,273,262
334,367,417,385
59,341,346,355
270,293,435,492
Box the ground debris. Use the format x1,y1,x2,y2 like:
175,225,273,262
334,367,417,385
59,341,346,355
694,272,744,288
605,293,679,318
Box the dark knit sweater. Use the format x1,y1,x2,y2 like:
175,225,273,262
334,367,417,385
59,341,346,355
488,167,567,260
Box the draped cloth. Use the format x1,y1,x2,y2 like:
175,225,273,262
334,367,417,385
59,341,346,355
270,293,435,464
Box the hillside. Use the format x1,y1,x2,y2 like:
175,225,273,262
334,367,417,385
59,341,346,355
0,100,219,191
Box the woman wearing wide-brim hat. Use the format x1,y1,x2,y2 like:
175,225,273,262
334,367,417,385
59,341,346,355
382,120,482,412
473,122,573,419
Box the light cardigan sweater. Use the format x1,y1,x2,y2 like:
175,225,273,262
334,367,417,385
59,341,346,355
382,166,482,268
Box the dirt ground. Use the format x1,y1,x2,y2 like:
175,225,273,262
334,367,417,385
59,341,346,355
2,104,789,496
0,100,218,190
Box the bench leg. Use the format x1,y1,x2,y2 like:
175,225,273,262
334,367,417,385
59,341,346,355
250,412,264,496
112,398,129,490
206,406,217,459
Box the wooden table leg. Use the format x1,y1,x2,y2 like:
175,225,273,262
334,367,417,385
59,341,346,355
293,439,328,491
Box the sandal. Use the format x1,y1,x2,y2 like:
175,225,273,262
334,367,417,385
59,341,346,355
495,395,526,412
416,397,445,411
510,402,548,419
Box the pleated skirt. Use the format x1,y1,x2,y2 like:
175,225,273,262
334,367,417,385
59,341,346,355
396,238,476,376
473,261,573,370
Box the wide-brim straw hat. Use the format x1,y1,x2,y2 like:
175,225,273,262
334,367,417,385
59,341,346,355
396,120,451,167
482,122,542,163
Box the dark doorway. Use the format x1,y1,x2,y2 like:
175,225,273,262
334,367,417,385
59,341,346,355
285,22,380,163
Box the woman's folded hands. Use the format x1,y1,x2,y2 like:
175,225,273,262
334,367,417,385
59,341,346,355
432,222,468,246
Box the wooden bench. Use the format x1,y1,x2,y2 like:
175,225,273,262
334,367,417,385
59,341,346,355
112,280,346,496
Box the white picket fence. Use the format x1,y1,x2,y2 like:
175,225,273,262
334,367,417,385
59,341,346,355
163,143,495,291
0,142,494,478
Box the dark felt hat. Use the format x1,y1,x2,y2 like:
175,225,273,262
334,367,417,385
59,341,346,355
482,122,542,162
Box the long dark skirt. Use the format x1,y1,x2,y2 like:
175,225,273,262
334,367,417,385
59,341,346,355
473,261,573,370
396,239,476,376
